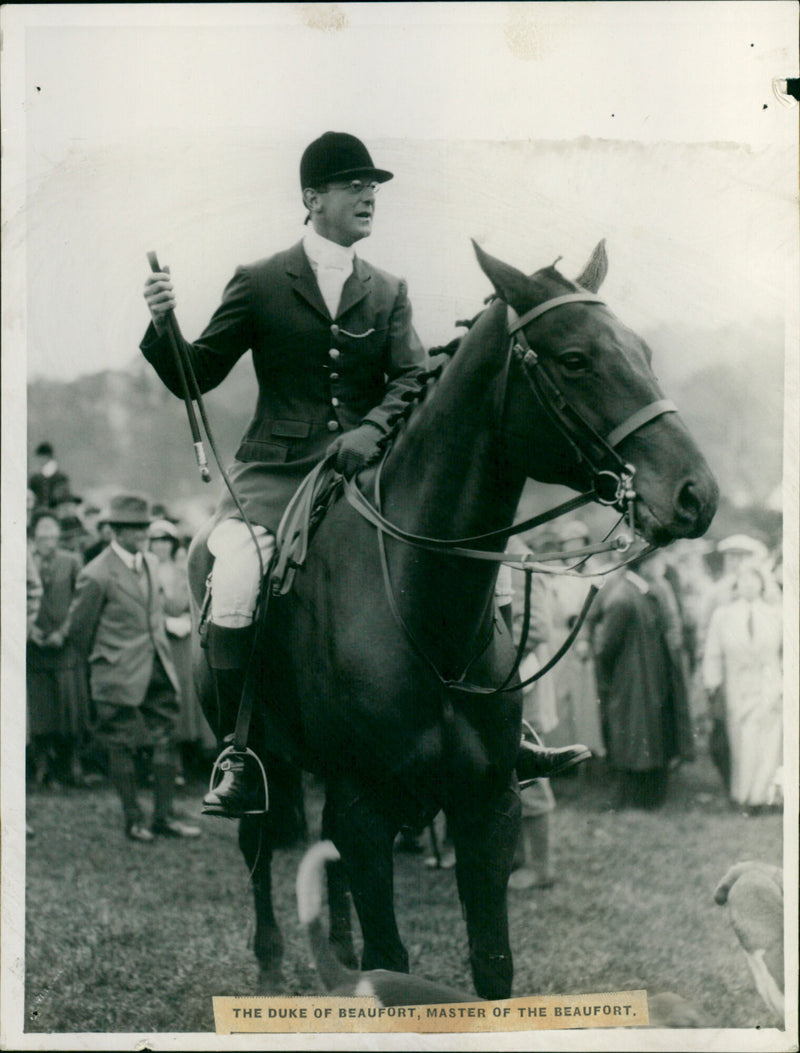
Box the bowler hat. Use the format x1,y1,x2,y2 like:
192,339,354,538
59,514,89,540
107,492,151,526
300,132,393,189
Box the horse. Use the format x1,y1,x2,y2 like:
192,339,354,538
188,240,719,999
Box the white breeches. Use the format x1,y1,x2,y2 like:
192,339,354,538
206,519,276,628
495,562,514,605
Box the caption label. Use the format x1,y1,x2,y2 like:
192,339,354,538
214,989,649,1033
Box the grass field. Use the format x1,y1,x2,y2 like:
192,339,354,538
22,752,785,1036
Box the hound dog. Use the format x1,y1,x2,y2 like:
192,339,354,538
297,840,477,1005
714,860,784,1018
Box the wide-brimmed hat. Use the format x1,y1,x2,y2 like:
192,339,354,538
107,492,151,526
300,132,393,189
717,534,767,559
53,492,83,508
148,519,179,541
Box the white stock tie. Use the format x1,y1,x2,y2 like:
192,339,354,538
315,255,349,318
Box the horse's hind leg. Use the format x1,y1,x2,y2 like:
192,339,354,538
239,813,284,992
328,777,408,974
448,785,520,1000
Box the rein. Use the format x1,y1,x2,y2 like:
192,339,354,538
344,290,676,698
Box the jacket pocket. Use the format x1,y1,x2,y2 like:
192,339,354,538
90,647,123,666
235,438,289,464
269,419,311,439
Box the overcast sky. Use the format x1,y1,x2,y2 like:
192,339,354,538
2,2,797,382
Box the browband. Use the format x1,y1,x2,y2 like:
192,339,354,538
507,293,606,333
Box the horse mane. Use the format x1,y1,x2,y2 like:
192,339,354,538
374,360,448,457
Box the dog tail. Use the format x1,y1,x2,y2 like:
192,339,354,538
296,839,355,993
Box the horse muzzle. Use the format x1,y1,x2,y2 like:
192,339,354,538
633,463,719,544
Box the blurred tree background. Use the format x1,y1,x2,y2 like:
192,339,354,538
27,315,785,548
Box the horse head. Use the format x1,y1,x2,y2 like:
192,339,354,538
473,240,719,544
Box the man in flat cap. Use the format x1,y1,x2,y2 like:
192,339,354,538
140,132,586,817
66,493,200,840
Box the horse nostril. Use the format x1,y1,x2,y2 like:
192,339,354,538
675,479,703,524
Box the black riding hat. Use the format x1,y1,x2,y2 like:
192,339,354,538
300,132,393,189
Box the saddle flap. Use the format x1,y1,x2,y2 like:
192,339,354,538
272,455,341,595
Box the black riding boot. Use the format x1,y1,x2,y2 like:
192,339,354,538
202,625,267,819
515,722,591,787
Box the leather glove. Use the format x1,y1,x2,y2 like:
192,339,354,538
329,423,383,478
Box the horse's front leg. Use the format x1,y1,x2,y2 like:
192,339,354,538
321,792,359,969
448,784,520,999
239,813,284,992
328,776,408,973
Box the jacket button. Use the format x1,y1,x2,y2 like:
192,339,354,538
330,372,339,381
331,397,340,407
327,420,339,432
330,325,339,337
329,348,340,360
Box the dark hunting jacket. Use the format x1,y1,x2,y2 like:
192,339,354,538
140,241,426,533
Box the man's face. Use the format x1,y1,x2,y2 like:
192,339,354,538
112,525,149,555
33,516,60,557
309,179,378,246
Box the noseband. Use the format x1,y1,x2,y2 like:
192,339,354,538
506,293,677,514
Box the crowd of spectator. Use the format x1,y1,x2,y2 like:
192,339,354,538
25,442,216,823
509,520,784,828
25,441,784,854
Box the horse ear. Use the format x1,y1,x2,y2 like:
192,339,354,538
575,240,608,292
471,240,531,307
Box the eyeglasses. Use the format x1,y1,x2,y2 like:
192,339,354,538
323,179,380,195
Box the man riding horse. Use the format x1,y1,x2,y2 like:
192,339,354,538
141,132,589,818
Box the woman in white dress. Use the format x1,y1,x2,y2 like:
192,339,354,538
702,563,782,809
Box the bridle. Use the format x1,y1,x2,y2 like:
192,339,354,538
346,292,677,561
338,290,679,697
506,292,677,521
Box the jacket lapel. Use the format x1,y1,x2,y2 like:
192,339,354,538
336,256,371,319
108,548,148,610
142,552,159,610
285,241,331,321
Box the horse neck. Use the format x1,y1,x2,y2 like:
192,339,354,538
376,303,526,672
382,302,525,538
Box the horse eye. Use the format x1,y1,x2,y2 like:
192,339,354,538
558,351,590,373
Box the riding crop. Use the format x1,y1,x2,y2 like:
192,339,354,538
146,251,272,805
147,252,211,483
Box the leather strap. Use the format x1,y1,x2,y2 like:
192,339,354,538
507,293,606,332
607,399,677,447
